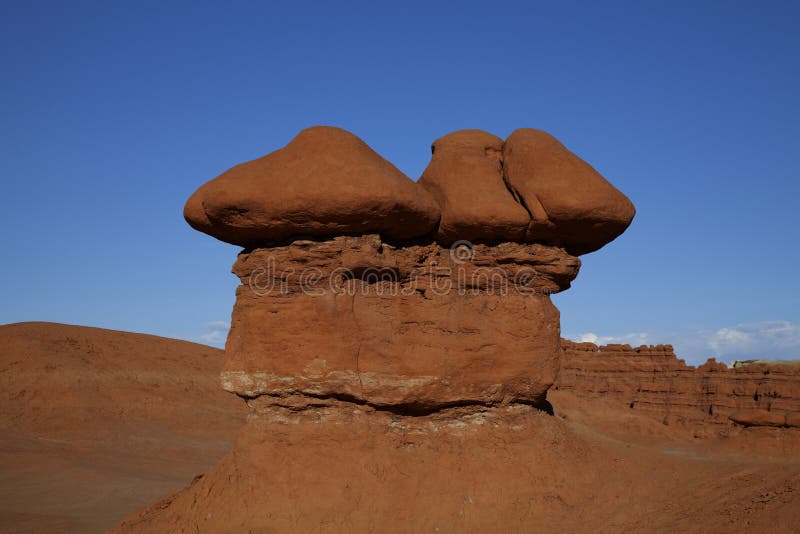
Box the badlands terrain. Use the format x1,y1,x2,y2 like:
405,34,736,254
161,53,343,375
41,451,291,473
0,322,245,533
0,322,798,533
3,126,799,533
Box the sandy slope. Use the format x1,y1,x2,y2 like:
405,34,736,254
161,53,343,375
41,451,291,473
112,399,800,533
0,322,246,533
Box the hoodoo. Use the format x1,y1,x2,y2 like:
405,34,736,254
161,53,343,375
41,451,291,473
115,126,637,532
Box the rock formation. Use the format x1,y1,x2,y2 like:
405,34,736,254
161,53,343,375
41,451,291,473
418,129,530,244
184,126,441,246
185,125,634,414
114,125,637,531
224,235,579,409
187,126,635,254
556,340,800,432
417,128,636,253
504,129,636,255
188,125,632,412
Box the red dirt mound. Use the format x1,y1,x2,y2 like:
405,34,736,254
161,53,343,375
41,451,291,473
0,322,246,533
113,397,800,533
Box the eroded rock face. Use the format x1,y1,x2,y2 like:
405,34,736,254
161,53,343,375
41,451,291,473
184,126,441,246
729,409,790,428
504,129,636,255
415,128,636,255
222,235,579,409
111,405,602,533
418,130,530,244
144,125,647,533
556,340,800,431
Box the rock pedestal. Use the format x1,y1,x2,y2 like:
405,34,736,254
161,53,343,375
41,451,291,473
223,234,579,409
113,125,637,532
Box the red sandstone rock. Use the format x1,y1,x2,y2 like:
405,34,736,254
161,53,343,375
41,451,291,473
787,413,800,428
134,125,800,534
556,340,800,432
5,324,799,533
111,395,800,534
697,358,729,372
504,129,636,255
109,406,598,533
223,235,578,408
185,126,637,254
729,409,787,427
5,324,800,533
418,130,529,244
184,126,441,246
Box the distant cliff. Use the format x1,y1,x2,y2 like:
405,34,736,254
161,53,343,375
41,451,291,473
557,340,800,430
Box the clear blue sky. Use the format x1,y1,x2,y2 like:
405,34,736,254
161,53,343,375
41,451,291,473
1,1,798,364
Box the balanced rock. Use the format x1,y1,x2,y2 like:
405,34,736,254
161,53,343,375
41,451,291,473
418,130,529,244
184,126,441,247
416,128,635,254
127,125,642,532
504,128,636,255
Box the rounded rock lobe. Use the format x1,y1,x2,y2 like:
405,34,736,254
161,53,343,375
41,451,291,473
184,126,441,246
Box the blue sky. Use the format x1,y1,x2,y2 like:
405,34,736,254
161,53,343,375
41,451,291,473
1,1,798,364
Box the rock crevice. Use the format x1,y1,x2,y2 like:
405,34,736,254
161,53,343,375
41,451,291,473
244,390,544,419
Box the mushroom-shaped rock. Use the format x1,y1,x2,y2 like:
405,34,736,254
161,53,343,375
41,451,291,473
184,126,441,247
418,130,530,244
503,129,635,255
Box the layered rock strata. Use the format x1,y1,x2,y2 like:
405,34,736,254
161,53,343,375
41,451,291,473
184,125,633,412
223,234,579,409
557,341,800,430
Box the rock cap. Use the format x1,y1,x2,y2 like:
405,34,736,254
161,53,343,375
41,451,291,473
503,128,635,255
184,126,441,247
418,129,529,244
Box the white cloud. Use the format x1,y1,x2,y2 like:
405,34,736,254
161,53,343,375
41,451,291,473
706,321,800,358
196,320,230,347
568,320,800,366
575,332,601,343
575,332,650,346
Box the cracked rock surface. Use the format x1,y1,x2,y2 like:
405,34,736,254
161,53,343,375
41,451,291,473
224,235,579,409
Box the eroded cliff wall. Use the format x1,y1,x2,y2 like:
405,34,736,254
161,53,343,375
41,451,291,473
556,340,800,430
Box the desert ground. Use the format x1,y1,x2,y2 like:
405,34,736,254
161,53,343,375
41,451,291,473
0,322,245,533
1,322,797,533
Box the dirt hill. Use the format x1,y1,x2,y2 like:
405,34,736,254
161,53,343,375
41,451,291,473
0,322,246,533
